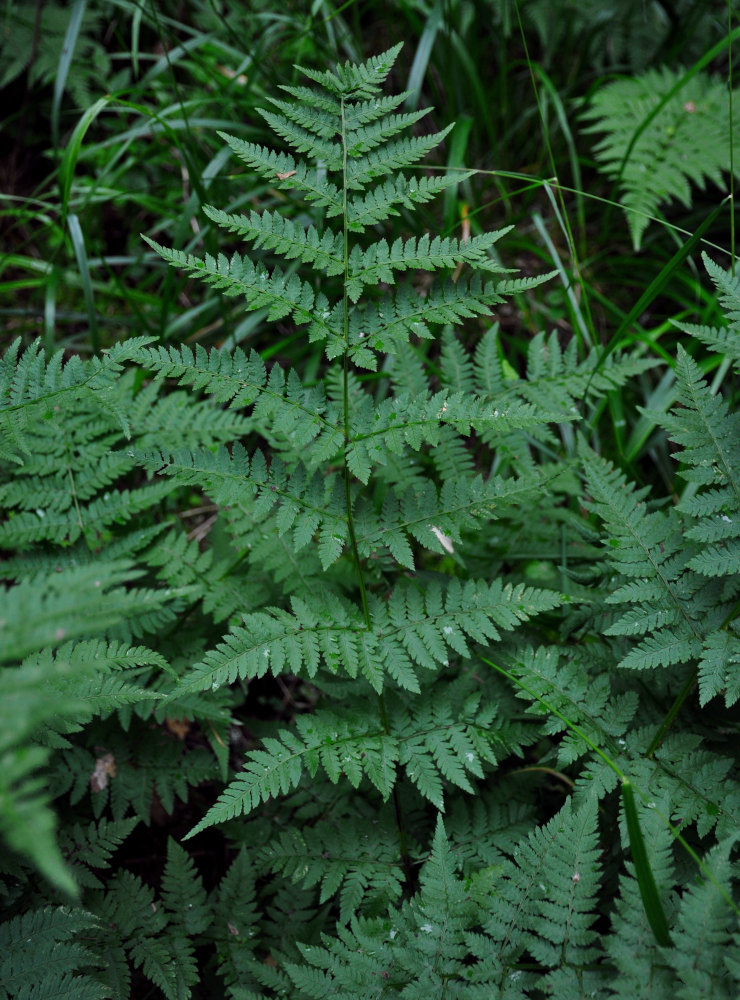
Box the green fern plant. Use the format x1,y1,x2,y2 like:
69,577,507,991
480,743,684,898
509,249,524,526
581,67,740,249
3,42,740,1000
136,43,566,845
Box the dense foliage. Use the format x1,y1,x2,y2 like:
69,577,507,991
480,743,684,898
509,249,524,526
1,3,739,998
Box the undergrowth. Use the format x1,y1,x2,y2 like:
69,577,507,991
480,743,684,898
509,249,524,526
1,17,740,1000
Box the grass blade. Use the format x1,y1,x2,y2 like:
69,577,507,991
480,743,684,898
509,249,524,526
58,96,110,225
51,0,88,147
621,780,672,947
66,213,99,355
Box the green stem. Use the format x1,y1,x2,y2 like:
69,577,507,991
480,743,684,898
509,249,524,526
339,96,410,880
646,667,698,758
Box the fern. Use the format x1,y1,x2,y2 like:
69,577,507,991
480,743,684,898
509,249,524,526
5,40,740,1000
0,907,108,1000
675,254,740,366
581,68,740,248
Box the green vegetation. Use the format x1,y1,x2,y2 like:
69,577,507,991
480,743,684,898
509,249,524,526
1,3,739,997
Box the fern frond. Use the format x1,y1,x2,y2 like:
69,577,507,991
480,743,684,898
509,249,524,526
355,473,541,569
697,630,740,707
141,239,332,327
0,450,136,511
674,254,740,368
368,578,562,692
95,870,197,1000
392,693,498,808
186,713,397,837
342,277,508,356
0,481,174,549
0,337,154,459
346,126,454,189
20,638,166,737
212,849,260,993
582,68,740,248
580,445,706,671
176,591,367,693
0,907,106,1000
257,108,342,166
260,815,403,921
144,526,257,622
190,686,507,835
299,43,403,100
136,935,199,1000
346,107,434,157
667,836,737,996
344,230,509,301
179,575,559,697
502,644,638,766
604,813,675,997
216,132,342,211
144,445,349,569
0,737,79,894
60,817,139,890
662,346,740,499
347,172,473,230
132,342,343,458
515,330,659,409
161,839,211,934
0,561,174,663
133,386,252,451
203,206,344,276
481,798,602,970
343,88,410,125
346,389,557,483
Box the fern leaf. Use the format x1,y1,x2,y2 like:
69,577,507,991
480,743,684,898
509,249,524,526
604,819,675,997
257,108,342,166
582,68,740,248
664,347,740,494
484,798,602,969
0,481,174,549
161,839,211,935
667,837,737,996
0,907,107,1000
212,849,260,992
346,126,455,188
617,627,701,670
697,630,740,707
60,817,139,890
144,445,348,569
347,172,470,230
132,343,342,457
298,43,403,100
186,703,488,835
186,715,396,838
0,336,154,458
0,561,176,663
373,578,562,675
346,389,554,483
177,592,368,693
260,816,403,920
142,239,332,327
344,231,508,300
675,254,740,368
216,132,342,211
356,473,541,569
203,206,344,276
